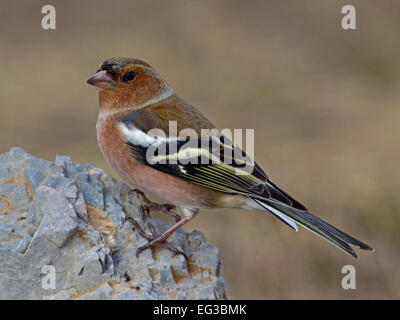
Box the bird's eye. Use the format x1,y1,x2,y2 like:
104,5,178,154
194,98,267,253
122,71,136,82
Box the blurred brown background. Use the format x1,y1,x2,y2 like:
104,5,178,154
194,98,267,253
1,0,399,299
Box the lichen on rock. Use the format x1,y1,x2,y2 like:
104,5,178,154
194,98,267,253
0,147,227,300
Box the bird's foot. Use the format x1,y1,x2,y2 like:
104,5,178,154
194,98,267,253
130,219,187,259
131,189,180,222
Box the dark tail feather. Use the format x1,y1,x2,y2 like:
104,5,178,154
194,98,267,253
252,197,374,259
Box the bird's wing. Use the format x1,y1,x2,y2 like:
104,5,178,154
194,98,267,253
119,108,373,258
119,107,307,211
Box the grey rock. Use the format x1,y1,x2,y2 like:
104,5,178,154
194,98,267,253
34,186,78,248
0,148,227,300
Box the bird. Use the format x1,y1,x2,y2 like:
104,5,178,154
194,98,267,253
87,57,373,259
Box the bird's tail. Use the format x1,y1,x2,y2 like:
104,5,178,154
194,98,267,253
251,197,374,258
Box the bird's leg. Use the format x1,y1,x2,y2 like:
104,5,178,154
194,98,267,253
128,219,170,255
128,218,151,240
131,189,180,222
133,217,191,258
147,223,187,257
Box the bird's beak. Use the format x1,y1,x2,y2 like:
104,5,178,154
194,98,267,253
86,70,116,89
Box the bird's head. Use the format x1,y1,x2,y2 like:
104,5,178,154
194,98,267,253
87,57,172,111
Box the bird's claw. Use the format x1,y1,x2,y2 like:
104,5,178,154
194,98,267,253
130,219,186,259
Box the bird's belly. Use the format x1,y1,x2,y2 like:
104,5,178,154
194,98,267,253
120,162,217,208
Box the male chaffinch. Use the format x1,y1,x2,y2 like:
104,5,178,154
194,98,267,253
87,57,373,258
